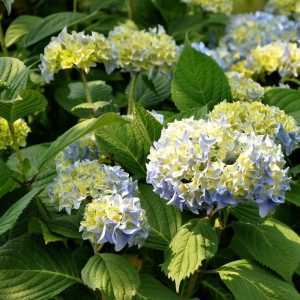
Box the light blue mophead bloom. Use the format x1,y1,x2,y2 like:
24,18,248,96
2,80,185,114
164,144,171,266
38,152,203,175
80,194,149,251
55,134,99,173
146,118,290,217
276,124,300,155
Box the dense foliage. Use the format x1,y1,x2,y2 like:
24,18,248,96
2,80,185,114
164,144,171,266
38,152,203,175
0,0,300,299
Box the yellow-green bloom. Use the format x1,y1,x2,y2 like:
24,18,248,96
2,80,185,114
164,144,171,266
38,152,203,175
0,118,30,151
210,101,300,154
40,28,111,82
108,24,178,74
226,71,264,101
181,0,233,14
250,42,300,78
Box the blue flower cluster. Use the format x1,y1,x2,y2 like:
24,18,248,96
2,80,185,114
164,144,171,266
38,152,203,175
193,11,300,82
49,137,149,251
146,118,290,217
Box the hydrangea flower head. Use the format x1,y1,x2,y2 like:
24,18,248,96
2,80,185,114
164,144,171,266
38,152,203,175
0,118,30,151
49,160,137,214
147,118,290,217
210,101,300,155
181,0,233,15
108,24,177,74
55,134,99,173
80,194,149,251
226,71,264,101
40,28,111,82
221,12,299,63
249,42,300,78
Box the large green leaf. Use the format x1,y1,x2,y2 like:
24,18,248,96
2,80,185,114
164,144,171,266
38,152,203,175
5,15,42,47
136,73,171,108
96,122,147,179
0,160,17,198
8,143,51,180
231,203,262,224
133,103,163,150
0,89,47,122
202,278,233,300
263,88,300,123
82,254,140,300
0,57,29,99
162,218,218,291
0,236,81,300
219,260,300,300
36,112,123,172
139,184,182,250
136,274,181,300
231,219,300,281
286,182,300,207
97,104,161,179
0,187,43,236
171,45,231,111
24,12,87,47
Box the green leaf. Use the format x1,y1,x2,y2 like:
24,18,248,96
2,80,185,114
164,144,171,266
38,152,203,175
136,274,181,300
136,73,171,108
263,88,300,123
0,89,47,122
0,236,81,300
162,218,218,291
82,254,140,300
129,0,163,28
0,187,43,236
8,143,51,180
139,184,182,250
5,15,42,47
231,219,300,281
1,0,13,14
29,217,65,245
166,105,208,122
171,45,231,111
202,278,233,300
0,160,17,198
231,203,262,224
37,112,123,172
96,122,147,179
55,80,113,118
0,57,29,99
24,12,87,47
151,0,186,24
219,260,300,300
286,182,300,207
133,103,163,149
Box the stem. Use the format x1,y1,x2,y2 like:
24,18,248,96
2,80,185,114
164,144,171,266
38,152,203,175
0,15,8,56
127,0,133,19
127,74,138,115
73,0,78,12
80,70,93,104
